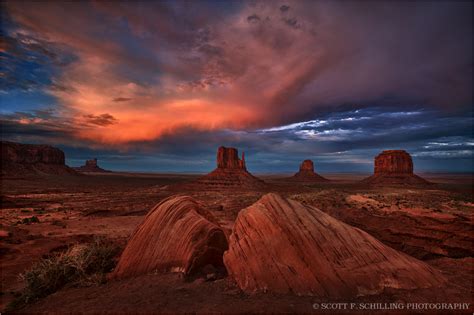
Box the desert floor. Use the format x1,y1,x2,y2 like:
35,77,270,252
1,172,472,314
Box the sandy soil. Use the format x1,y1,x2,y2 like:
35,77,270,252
1,172,472,313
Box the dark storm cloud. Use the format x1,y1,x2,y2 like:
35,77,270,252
2,106,471,172
0,12,76,93
83,113,118,126
1,1,472,172
112,97,132,102
247,14,261,23
5,1,472,132
0,110,78,146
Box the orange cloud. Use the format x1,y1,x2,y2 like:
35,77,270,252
5,1,472,145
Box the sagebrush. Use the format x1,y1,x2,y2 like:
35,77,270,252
8,237,120,310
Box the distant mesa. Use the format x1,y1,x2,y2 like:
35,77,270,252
362,150,430,186
224,193,445,297
74,158,110,173
190,146,267,190
1,141,77,176
112,196,228,279
291,159,329,182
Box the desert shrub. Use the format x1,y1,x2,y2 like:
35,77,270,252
7,237,120,310
21,216,40,224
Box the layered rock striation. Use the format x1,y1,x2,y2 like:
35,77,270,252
224,193,445,297
112,196,228,279
291,159,329,182
1,141,76,176
362,150,429,185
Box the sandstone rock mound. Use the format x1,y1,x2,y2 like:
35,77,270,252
291,159,329,182
191,147,266,190
74,158,110,173
224,193,445,297
1,141,77,176
362,150,429,186
113,195,228,279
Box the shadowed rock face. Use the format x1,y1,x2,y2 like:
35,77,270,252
86,159,98,167
112,196,228,279
375,150,413,174
217,147,246,170
291,159,329,182
2,141,65,165
299,159,314,172
362,150,429,186
1,141,76,176
74,158,110,173
224,193,445,297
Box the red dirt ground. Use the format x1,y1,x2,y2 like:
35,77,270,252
1,172,472,314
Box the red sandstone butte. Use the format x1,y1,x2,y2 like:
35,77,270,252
192,146,266,189
362,150,429,185
291,159,329,182
1,141,77,176
224,193,445,297
74,158,110,173
112,196,228,279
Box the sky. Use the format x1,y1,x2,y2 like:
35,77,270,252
0,1,472,173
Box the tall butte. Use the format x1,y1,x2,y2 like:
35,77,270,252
291,159,329,182
192,146,266,189
362,150,429,185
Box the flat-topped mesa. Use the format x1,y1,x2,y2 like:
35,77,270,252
291,159,329,182
1,141,76,176
375,150,413,174
74,158,110,173
86,158,98,167
217,146,246,170
2,141,65,165
362,150,429,186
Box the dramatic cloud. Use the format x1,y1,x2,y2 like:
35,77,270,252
1,1,472,172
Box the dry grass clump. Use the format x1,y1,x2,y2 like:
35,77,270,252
8,237,120,311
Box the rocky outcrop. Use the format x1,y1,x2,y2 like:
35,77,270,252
189,147,266,190
291,159,329,182
74,158,110,173
112,196,228,279
374,150,413,174
362,150,429,185
224,193,445,297
217,147,246,170
1,141,76,176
